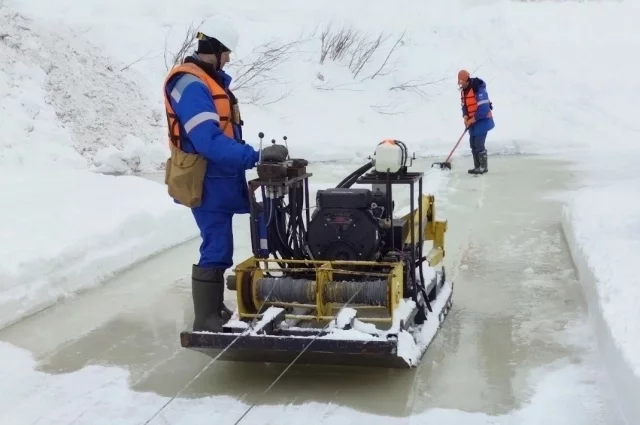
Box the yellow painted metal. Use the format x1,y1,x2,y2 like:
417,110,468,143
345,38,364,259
389,263,403,315
316,262,332,317
232,192,448,323
251,266,265,312
399,193,447,253
234,256,258,316
399,194,431,245
426,247,444,267
417,193,447,253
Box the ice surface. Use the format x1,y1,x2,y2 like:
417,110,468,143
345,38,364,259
0,340,616,425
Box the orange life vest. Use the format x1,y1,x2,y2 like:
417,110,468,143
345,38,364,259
461,87,492,119
163,62,235,149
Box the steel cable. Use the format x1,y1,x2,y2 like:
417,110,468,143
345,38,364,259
141,282,280,425
232,280,368,425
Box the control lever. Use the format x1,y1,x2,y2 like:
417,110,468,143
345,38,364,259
283,136,289,159
258,132,264,164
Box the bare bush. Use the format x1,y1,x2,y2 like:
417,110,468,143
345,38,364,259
163,22,306,106
318,23,406,80
229,38,300,91
226,37,306,106
163,19,205,70
320,25,359,64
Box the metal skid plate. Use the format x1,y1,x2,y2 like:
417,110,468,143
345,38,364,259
179,329,411,368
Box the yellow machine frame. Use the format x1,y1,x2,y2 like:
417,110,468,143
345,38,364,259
232,193,447,325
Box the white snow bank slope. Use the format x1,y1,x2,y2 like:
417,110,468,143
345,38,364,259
0,3,197,329
11,0,640,161
563,178,640,423
0,168,197,330
0,5,167,172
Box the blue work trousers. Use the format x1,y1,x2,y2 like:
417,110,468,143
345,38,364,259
191,210,234,270
469,133,487,156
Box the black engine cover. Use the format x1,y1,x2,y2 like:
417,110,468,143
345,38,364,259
308,189,380,262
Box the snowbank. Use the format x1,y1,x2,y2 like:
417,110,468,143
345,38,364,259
0,5,168,172
0,168,197,329
10,0,640,162
0,2,197,329
563,180,640,424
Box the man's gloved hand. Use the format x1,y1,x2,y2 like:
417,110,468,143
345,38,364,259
260,144,288,163
464,116,476,127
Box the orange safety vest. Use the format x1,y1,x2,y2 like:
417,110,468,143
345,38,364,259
163,62,235,149
461,87,492,120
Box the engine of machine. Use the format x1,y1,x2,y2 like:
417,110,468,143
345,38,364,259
307,188,389,262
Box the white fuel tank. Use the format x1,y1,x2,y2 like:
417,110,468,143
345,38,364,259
374,140,405,173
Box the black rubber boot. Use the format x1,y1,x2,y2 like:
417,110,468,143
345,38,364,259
468,153,480,174
221,297,233,322
191,265,227,332
478,150,488,174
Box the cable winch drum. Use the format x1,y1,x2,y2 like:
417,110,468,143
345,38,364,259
255,277,390,307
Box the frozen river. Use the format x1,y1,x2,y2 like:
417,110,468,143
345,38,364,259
0,155,623,425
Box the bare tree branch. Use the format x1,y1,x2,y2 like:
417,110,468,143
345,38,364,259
229,38,300,91
120,49,162,72
163,19,206,70
361,30,406,80
315,82,364,92
317,22,407,80
370,103,407,115
162,23,304,106
259,88,294,106
389,76,447,98
226,36,309,106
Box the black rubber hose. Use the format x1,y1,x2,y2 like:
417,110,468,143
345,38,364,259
336,161,373,188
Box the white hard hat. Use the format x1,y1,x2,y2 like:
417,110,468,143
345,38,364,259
198,15,239,52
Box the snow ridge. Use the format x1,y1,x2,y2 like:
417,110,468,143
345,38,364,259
0,4,167,172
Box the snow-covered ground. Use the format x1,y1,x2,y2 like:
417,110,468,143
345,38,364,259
0,168,197,329
562,153,640,422
1,0,640,422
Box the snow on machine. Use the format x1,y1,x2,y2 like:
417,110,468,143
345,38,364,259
179,135,454,368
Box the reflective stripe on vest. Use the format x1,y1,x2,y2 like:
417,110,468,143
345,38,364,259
461,87,492,119
163,62,234,149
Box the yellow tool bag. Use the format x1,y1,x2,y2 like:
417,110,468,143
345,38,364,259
164,143,207,208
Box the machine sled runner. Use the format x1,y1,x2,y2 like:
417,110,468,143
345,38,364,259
180,136,454,368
